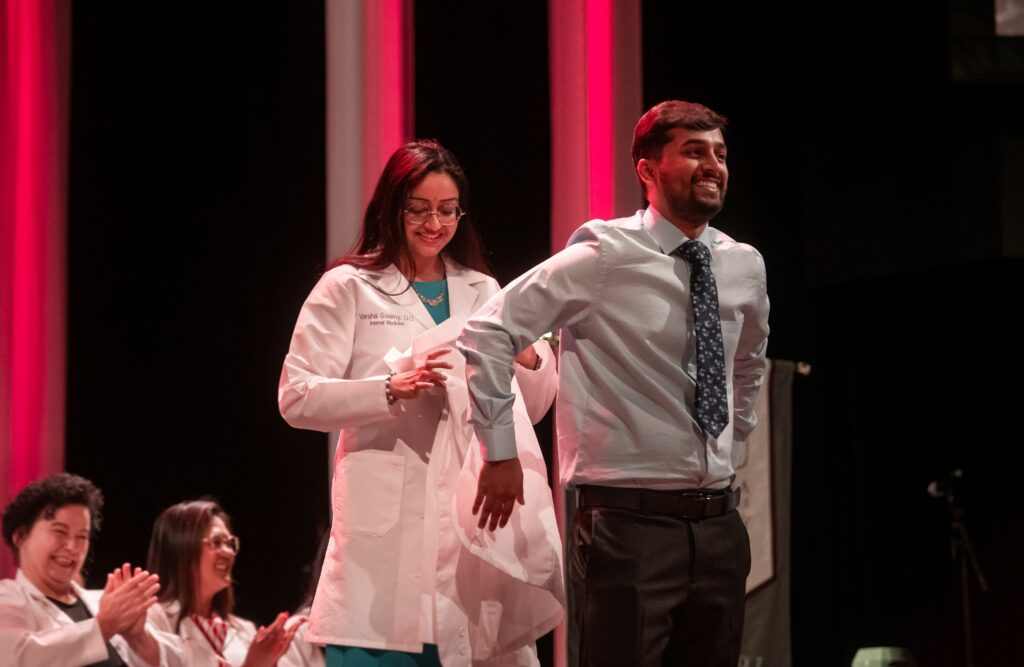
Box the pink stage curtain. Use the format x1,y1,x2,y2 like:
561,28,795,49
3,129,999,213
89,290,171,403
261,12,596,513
549,0,642,250
1,0,69,578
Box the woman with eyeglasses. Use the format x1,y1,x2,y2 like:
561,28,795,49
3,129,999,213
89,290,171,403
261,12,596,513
145,499,312,667
279,140,565,667
0,473,183,667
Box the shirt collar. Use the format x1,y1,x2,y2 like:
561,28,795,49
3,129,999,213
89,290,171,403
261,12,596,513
642,204,715,255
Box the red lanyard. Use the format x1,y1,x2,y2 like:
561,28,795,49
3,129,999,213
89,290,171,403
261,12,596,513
191,613,231,667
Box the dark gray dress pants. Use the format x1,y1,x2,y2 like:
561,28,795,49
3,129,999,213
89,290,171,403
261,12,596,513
568,505,751,666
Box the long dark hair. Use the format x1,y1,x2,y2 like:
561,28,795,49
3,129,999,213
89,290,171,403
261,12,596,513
147,499,235,629
330,139,491,280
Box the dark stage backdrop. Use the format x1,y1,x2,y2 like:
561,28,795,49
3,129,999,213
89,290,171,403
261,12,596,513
642,1,1024,665
66,4,330,621
65,1,1022,665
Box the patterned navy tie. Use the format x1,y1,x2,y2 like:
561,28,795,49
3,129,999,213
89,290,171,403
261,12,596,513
676,240,729,438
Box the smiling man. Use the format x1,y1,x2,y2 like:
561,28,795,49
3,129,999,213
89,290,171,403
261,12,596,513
458,100,770,666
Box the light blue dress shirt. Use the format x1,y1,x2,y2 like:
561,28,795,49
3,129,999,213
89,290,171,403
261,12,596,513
457,206,769,490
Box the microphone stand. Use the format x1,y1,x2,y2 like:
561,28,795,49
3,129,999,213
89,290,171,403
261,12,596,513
940,481,988,667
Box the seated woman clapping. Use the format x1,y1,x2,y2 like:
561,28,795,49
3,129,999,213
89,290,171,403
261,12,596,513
145,499,308,667
0,473,183,667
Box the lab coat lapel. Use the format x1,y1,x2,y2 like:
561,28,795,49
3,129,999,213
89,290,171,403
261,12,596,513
444,258,487,320
15,570,70,626
358,264,436,331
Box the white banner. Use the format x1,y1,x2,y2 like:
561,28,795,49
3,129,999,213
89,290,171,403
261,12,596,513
736,365,775,594
738,360,795,667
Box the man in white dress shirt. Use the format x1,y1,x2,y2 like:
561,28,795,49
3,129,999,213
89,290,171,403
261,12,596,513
457,100,769,666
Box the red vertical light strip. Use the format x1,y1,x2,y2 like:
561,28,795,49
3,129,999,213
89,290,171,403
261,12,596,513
585,0,614,221
361,0,411,204
377,0,407,160
2,0,66,577
10,0,44,491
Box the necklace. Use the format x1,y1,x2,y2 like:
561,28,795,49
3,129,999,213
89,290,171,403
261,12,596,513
414,283,446,307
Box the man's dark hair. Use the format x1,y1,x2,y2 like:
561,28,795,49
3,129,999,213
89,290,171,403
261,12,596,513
631,100,728,196
2,473,104,554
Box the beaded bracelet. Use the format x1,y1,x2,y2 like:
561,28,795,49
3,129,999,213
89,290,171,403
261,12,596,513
385,371,398,405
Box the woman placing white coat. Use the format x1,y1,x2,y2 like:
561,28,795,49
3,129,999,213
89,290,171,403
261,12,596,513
279,140,564,667
0,473,184,667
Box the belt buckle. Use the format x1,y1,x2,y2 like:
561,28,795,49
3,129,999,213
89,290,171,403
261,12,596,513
680,488,719,501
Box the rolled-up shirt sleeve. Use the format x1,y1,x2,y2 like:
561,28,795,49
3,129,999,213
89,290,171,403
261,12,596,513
457,230,605,461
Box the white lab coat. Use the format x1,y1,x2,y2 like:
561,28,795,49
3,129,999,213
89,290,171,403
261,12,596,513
279,259,565,666
0,569,184,667
148,602,318,667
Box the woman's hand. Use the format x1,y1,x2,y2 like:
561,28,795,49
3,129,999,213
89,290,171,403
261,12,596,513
388,348,452,400
242,611,302,667
110,565,161,665
96,564,160,642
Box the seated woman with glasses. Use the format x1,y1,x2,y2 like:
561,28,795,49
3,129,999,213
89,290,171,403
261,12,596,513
278,140,565,667
0,473,183,667
145,499,308,667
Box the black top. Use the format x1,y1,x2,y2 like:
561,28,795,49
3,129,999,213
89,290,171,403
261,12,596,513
47,596,128,667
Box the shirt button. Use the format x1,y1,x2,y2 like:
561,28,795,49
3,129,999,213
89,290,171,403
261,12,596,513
459,627,466,638
459,646,467,656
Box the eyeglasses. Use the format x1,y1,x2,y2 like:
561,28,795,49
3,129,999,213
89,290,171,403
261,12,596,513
203,534,240,554
404,202,464,226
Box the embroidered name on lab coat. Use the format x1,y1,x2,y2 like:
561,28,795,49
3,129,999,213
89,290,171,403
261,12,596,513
360,312,414,326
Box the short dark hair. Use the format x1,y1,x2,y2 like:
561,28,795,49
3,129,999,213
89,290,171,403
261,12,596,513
631,100,728,196
331,139,491,279
147,499,234,628
1,473,104,559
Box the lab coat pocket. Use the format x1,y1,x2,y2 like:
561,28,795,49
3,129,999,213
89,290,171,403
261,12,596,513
333,450,406,536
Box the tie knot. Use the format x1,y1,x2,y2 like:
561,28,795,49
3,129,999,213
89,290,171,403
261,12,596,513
676,240,711,266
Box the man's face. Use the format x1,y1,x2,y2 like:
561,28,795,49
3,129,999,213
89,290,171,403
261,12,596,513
641,127,728,226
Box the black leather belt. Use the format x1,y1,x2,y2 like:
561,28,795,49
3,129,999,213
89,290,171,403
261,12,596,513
576,484,741,519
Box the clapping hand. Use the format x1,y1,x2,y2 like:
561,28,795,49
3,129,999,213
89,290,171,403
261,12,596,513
96,563,160,641
242,611,305,667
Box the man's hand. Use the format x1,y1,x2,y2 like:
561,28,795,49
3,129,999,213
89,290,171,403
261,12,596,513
473,458,525,531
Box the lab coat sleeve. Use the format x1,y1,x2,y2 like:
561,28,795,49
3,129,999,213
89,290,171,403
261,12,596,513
730,250,770,448
0,582,109,667
78,588,185,667
134,606,187,667
110,627,186,667
279,270,395,432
